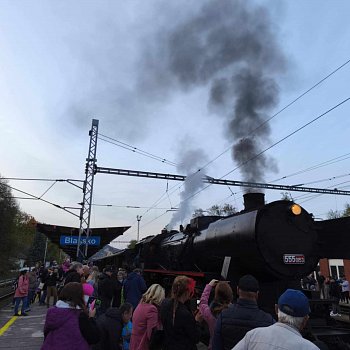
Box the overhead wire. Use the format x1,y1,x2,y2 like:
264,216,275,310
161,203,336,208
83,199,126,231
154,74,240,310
107,59,350,240
98,134,177,167
123,61,350,232
188,58,350,174
92,204,176,210
1,182,80,218
1,177,84,182
158,96,350,215
38,181,57,199
271,152,350,183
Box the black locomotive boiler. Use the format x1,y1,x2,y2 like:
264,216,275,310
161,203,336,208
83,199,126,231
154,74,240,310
95,193,350,347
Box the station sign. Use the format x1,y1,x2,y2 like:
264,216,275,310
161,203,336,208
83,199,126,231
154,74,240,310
60,235,101,246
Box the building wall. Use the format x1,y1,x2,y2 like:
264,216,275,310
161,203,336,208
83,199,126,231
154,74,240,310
319,258,350,282
344,259,350,282
319,258,330,277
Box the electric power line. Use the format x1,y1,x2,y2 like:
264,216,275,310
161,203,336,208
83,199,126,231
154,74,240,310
1,177,84,182
113,60,350,240
122,61,350,228
1,182,80,218
98,134,177,167
192,58,350,174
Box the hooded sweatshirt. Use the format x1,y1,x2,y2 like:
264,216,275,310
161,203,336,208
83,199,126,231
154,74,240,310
15,275,29,297
94,307,124,350
64,269,82,285
124,272,147,309
41,301,100,350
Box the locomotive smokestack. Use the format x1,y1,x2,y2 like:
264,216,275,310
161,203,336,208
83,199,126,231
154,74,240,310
243,193,265,211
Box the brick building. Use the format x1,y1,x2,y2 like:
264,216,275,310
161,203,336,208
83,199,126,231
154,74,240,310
319,258,350,281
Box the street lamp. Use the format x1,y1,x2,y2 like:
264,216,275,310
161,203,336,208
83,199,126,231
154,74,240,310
136,215,142,242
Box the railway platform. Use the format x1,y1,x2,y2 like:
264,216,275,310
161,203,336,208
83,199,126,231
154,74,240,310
0,302,45,349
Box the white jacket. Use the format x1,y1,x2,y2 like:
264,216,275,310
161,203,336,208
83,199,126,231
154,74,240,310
233,322,319,350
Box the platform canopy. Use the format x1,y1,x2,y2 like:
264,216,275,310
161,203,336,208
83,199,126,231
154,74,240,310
36,223,130,258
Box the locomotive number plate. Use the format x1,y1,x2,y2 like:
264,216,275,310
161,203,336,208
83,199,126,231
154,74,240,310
283,254,305,264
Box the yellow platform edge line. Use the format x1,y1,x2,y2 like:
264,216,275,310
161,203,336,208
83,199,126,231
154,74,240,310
0,315,18,336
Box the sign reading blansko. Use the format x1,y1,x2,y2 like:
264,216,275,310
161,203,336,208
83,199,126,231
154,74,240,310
60,235,101,246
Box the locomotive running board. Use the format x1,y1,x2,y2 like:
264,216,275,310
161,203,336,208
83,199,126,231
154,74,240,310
315,216,350,259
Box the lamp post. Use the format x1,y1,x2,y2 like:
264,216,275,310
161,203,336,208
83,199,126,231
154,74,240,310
136,215,142,242
43,237,48,267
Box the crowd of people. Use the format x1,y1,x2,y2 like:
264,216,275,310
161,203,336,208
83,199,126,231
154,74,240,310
12,261,348,350
302,272,350,316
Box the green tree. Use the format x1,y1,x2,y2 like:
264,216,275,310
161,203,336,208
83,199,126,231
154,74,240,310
327,204,350,219
281,192,293,201
193,203,236,218
206,203,236,216
192,208,204,218
0,178,21,275
128,239,137,249
26,231,47,266
327,209,342,220
342,204,350,217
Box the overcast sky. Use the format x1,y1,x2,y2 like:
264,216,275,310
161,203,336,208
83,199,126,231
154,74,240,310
1,0,350,248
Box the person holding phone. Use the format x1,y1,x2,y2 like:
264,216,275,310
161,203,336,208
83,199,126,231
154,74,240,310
198,279,233,350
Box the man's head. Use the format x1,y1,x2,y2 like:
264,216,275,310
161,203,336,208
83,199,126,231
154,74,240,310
83,265,90,276
104,265,113,276
71,262,84,275
276,289,310,331
237,275,259,301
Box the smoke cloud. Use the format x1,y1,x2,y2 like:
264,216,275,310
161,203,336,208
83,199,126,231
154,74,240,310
139,0,285,185
168,148,207,228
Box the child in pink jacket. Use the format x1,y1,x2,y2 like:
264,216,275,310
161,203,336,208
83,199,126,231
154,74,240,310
199,280,233,349
14,268,29,316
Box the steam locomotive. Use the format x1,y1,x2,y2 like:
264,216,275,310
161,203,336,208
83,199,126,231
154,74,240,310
94,193,350,347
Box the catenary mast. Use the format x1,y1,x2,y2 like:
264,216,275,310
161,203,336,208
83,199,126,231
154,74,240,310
76,119,99,260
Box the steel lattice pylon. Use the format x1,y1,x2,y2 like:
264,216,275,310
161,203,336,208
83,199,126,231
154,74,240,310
77,119,99,260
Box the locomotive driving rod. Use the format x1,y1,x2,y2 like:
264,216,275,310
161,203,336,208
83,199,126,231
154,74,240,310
95,166,350,196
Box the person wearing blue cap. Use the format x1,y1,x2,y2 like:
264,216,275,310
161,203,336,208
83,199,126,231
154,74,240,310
233,289,319,349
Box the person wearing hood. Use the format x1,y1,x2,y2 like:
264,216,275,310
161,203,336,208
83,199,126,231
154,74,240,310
97,265,117,315
93,302,133,350
14,268,29,316
64,262,84,285
41,282,100,350
124,268,147,310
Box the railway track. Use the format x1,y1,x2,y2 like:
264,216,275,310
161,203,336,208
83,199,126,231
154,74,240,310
0,279,15,307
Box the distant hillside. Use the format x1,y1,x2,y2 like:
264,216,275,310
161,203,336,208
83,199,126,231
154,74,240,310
90,244,120,261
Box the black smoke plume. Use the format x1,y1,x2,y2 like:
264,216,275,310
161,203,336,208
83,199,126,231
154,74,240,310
140,0,285,186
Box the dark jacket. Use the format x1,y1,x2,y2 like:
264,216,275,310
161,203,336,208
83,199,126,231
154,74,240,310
124,272,147,309
46,272,59,287
40,268,48,289
160,298,201,350
112,280,123,308
212,298,275,350
42,303,100,350
98,273,117,312
94,307,123,350
329,281,342,299
64,269,81,285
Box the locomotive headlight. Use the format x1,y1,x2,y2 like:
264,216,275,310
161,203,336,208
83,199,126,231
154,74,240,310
290,204,302,216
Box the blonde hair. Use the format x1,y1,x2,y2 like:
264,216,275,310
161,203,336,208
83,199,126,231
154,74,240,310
87,270,99,284
141,284,165,306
